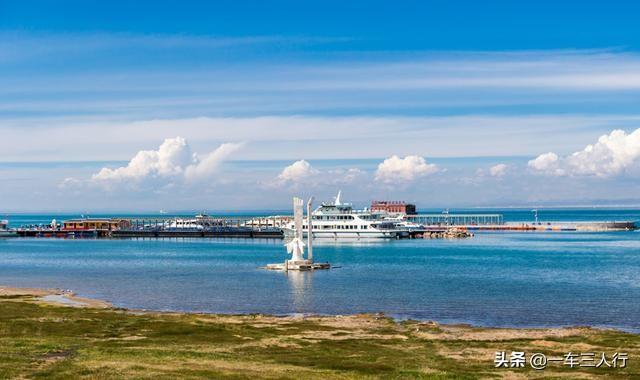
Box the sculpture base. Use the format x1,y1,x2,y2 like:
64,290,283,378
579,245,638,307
265,260,331,271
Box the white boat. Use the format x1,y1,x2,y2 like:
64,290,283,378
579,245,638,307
0,219,17,237
164,218,204,231
283,191,403,239
383,215,424,231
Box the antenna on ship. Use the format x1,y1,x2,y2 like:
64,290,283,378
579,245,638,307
334,190,342,206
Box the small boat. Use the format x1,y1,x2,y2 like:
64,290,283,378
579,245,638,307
0,220,18,237
164,218,205,231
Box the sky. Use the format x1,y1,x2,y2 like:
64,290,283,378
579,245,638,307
2,0,640,212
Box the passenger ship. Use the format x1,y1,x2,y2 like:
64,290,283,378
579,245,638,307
283,192,403,239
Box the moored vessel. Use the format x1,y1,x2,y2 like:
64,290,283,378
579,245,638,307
283,191,404,239
0,219,17,237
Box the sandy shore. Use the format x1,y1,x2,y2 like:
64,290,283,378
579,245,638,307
0,285,111,308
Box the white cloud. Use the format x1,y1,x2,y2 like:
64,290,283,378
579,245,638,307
528,128,640,177
93,137,194,181
375,155,438,183
528,152,562,175
489,163,508,177
275,160,319,185
270,161,367,189
331,168,366,184
91,137,242,186
184,142,244,182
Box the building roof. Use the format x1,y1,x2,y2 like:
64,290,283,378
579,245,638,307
63,218,119,223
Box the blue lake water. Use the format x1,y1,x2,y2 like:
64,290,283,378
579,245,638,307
1,221,640,331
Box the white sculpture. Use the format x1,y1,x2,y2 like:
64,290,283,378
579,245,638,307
266,195,329,271
286,197,306,264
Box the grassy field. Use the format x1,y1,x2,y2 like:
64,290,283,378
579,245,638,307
0,293,638,379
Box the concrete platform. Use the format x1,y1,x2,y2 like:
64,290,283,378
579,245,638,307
265,260,331,271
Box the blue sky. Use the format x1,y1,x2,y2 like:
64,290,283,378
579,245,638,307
2,0,640,212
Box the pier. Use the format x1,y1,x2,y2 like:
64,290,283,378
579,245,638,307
15,216,287,239
11,213,637,240
407,213,504,226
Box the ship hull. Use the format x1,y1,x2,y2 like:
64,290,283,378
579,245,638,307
283,228,401,239
0,230,17,237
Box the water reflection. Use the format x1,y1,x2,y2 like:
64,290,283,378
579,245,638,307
310,238,390,247
286,270,314,313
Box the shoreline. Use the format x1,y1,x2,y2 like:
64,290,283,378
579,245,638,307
1,285,639,378
0,285,112,309
1,284,635,335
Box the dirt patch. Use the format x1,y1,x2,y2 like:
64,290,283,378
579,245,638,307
0,286,55,297
416,324,596,341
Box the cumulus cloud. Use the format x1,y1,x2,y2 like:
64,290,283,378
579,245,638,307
528,152,563,175
91,137,242,186
528,128,640,177
374,155,438,183
330,168,366,184
270,161,367,189
489,163,509,177
274,160,319,185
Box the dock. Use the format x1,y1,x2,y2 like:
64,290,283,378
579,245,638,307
11,214,637,240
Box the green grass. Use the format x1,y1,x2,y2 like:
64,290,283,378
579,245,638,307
0,295,638,379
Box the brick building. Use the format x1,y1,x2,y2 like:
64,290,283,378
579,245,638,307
370,201,417,215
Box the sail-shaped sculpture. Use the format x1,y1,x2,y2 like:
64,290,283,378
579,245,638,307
286,197,306,262
265,196,330,271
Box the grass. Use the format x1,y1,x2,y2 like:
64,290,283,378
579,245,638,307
0,295,638,379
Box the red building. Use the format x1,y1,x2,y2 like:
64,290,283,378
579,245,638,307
370,201,416,215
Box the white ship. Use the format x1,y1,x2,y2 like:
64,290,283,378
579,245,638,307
164,218,204,230
382,215,424,231
0,220,17,237
283,191,403,239
163,214,226,230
